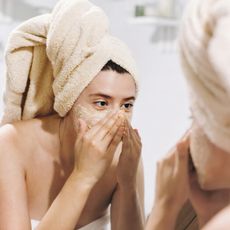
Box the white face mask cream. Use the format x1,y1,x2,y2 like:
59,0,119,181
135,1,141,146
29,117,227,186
74,104,111,128
73,104,132,128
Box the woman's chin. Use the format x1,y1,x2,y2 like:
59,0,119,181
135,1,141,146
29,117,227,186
194,160,230,190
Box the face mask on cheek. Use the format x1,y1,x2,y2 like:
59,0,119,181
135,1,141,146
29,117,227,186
74,104,132,128
74,104,112,128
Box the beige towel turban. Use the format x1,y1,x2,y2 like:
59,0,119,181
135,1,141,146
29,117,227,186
1,0,138,125
180,0,230,152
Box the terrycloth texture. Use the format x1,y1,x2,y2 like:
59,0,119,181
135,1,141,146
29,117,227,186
1,0,138,125
31,214,110,230
180,0,230,152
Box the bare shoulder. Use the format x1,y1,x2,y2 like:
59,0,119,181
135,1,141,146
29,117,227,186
203,205,230,230
0,120,36,164
0,123,20,150
0,123,25,165
0,120,29,144
0,123,32,229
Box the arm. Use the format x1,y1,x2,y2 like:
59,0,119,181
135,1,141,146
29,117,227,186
111,121,145,230
0,112,124,230
38,113,124,229
146,132,190,230
0,141,95,230
111,159,145,230
146,204,179,230
36,173,96,230
0,132,31,230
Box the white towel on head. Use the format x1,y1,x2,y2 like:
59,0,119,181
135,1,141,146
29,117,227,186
179,0,230,152
1,0,138,125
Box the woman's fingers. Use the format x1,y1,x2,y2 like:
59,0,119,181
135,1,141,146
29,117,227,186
173,131,189,174
75,119,88,149
91,112,125,142
176,132,190,167
133,129,141,143
164,130,190,162
102,117,124,147
95,112,125,149
154,134,190,212
75,119,88,146
131,128,142,147
175,145,189,175
87,111,118,137
122,120,142,154
107,123,125,156
101,112,125,139
126,120,138,142
122,119,130,148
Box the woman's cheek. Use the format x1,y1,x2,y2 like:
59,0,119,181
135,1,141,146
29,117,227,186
72,104,133,129
73,104,111,127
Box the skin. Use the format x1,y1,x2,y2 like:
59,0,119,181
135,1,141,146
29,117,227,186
0,70,144,230
145,132,190,230
190,122,230,190
202,205,230,230
146,123,230,230
188,121,230,227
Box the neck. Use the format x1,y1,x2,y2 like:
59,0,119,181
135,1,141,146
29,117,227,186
37,114,61,153
58,114,76,165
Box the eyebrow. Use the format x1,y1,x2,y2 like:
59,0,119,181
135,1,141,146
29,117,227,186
89,93,136,101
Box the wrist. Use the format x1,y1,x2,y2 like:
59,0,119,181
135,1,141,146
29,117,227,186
117,174,137,190
69,170,97,191
153,200,180,220
150,204,178,228
117,181,137,193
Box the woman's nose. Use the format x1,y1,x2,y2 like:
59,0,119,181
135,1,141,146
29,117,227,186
110,105,124,113
110,106,129,119
110,104,119,113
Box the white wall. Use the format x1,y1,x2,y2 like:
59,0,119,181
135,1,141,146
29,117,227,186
0,0,191,215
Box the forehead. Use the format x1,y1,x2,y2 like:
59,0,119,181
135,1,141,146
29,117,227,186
84,70,136,98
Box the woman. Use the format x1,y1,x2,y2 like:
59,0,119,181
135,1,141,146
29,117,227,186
147,0,230,229
145,132,191,230
145,130,230,230
0,0,144,229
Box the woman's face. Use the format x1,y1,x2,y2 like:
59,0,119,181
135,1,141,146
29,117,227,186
190,121,230,190
70,70,136,128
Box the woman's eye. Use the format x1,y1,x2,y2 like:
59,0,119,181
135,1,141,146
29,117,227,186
94,101,108,107
121,103,133,110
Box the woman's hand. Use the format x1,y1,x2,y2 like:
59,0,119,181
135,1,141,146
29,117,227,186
116,120,142,189
73,111,125,186
110,120,145,230
153,133,190,214
146,132,190,230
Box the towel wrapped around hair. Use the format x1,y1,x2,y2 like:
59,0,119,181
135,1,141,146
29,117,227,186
1,0,138,125
180,0,230,152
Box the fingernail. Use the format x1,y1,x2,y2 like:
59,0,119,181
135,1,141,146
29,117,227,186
135,129,139,135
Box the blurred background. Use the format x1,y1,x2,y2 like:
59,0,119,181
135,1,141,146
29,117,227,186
0,0,191,215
